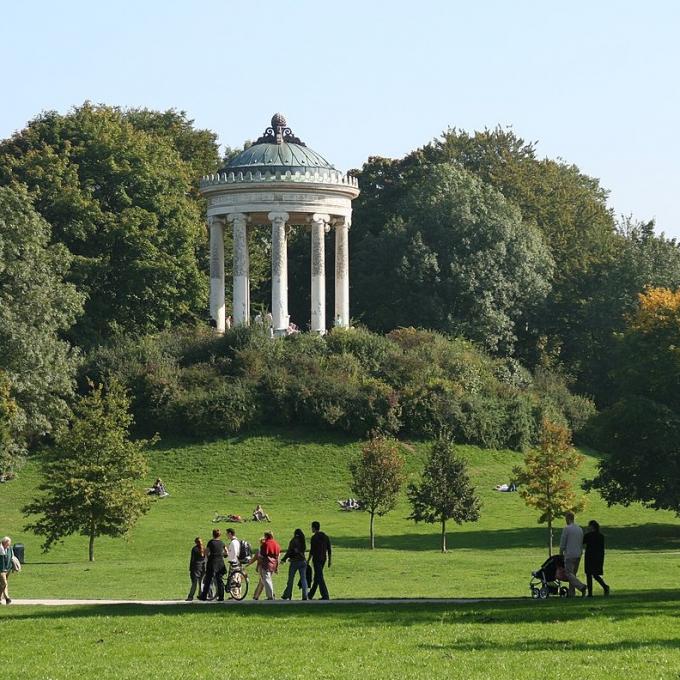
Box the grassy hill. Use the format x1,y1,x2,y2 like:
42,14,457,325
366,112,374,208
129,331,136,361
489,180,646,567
3,427,680,600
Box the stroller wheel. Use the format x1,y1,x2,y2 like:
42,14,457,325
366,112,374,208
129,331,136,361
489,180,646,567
559,586,569,598
531,587,540,599
539,585,549,599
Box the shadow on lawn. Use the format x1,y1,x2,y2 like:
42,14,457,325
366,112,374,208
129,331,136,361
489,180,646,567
332,523,680,552
6,590,680,626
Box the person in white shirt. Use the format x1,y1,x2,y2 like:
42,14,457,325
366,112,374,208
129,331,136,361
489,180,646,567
225,528,241,571
559,512,587,596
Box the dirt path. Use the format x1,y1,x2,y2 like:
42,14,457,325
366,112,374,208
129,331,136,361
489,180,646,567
8,597,516,607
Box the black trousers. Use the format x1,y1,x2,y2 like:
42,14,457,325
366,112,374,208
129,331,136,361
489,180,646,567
309,558,329,600
200,564,226,600
586,573,608,596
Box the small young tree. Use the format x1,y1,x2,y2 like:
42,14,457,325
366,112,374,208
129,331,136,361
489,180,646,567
349,437,405,549
23,380,155,561
512,419,585,555
407,438,481,552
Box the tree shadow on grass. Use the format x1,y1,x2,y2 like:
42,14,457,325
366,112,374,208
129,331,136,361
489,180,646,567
5,589,680,626
420,637,680,653
332,523,680,552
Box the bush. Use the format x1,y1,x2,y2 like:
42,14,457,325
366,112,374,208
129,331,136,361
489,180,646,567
172,380,260,437
83,325,593,449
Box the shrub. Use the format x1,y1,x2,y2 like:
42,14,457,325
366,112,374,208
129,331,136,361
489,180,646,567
172,380,260,437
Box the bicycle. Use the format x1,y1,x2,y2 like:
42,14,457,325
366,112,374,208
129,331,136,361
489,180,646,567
205,563,249,601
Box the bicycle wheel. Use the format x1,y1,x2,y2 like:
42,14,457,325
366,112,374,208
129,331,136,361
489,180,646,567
228,571,249,601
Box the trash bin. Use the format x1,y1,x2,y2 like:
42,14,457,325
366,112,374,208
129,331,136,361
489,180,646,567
13,543,24,564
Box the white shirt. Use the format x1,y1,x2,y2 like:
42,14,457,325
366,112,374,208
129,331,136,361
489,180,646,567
227,538,241,563
560,522,584,559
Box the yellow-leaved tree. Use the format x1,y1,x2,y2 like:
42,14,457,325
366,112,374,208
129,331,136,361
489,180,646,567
513,419,585,555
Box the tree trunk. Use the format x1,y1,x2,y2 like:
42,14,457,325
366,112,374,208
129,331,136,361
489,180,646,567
441,518,447,553
548,517,553,557
89,524,96,562
369,512,375,549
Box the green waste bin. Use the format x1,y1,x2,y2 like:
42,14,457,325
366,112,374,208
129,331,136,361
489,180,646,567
13,543,24,564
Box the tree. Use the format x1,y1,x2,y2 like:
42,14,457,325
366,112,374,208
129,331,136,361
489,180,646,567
407,437,480,552
585,288,680,514
0,371,22,481
0,103,217,345
512,419,585,555
352,163,554,354
23,380,154,561
348,437,405,549
0,185,83,444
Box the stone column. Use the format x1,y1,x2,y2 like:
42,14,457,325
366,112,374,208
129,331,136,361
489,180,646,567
229,213,250,326
334,219,350,328
311,213,330,334
209,215,225,333
269,211,290,336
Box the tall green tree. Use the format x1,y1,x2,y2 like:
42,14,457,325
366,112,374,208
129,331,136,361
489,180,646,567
513,419,585,555
352,163,553,353
349,437,405,549
586,288,680,515
23,381,154,561
0,185,83,443
0,371,22,481
0,103,217,345
407,437,481,552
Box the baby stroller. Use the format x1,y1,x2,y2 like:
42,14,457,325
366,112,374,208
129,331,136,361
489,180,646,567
530,554,569,599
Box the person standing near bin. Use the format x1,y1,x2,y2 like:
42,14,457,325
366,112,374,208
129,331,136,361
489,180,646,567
307,521,332,600
0,536,14,605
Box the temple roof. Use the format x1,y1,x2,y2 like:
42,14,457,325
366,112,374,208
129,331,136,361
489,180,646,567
221,114,336,173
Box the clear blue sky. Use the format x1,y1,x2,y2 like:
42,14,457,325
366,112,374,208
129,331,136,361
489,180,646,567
2,1,679,236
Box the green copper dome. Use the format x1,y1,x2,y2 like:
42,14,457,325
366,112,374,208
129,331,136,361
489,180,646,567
222,114,335,173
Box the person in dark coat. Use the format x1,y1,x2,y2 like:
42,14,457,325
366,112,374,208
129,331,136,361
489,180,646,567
281,528,308,600
198,529,227,601
583,520,610,597
186,536,206,601
307,521,332,600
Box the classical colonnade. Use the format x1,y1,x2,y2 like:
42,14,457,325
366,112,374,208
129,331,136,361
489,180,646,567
209,212,350,336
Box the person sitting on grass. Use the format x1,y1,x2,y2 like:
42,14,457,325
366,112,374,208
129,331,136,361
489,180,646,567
252,504,271,522
148,478,168,497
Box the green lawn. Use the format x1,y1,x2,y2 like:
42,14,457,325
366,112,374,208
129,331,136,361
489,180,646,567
2,427,679,600
3,594,680,679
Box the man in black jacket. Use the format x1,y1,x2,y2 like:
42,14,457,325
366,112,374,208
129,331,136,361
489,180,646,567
307,521,332,600
198,528,227,601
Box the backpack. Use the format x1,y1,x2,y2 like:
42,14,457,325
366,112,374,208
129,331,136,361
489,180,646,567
238,540,252,563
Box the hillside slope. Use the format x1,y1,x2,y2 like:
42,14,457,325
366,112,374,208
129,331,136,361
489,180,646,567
3,428,679,599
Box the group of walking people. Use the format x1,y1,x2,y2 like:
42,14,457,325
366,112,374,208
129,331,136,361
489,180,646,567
559,512,610,597
187,521,332,602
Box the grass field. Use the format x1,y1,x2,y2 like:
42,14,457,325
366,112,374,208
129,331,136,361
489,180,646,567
2,427,680,600
3,593,680,679
3,428,680,679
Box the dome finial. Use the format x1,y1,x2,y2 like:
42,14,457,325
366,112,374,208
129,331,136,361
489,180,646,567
252,114,306,147
271,113,287,130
